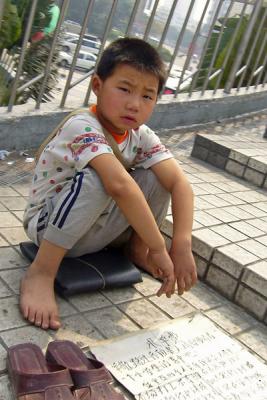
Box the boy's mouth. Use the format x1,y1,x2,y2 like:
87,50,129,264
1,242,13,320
121,115,137,122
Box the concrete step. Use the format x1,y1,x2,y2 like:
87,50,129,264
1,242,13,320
191,133,267,189
160,148,267,325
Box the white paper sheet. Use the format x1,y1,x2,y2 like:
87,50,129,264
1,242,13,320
92,313,267,400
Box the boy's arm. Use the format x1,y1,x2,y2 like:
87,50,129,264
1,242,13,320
89,154,175,297
151,158,197,295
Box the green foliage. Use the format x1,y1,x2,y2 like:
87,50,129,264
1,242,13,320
192,7,267,90
0,1,61,106
0,0,21,50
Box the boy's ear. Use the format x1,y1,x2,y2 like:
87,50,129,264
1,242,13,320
91,74,103,96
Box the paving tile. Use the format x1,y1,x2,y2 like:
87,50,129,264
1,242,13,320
232,191,267,203
194,254,208,278
0,197,27,211
0,344,7,373
0,203,6,211
205,208,240,223
206,265,238,298
149,294,195,318
118,299,169,329
190,185,209,196
0,297,26,330
225,160,245,177
0,227,28,245
244,168,265,186
238,204,266,217
237,325,267,361
223,205,255,220
247,218,267,234
194,198,215,211
182,281,226,311
256,235,267,246
12,211,24,221
192,228,229,260
198,194,231,207
186,174,204,184
211,244,259,278
217,193,246,205
193,210,221,226
242,261,267,298
235,285,267,320
193,183,225,194
84,306,139,338
1,268,25,294
101,287,142,304
68,292,111,312
0,247,28,270
0,236,9,247
193,172,229,183
0,279,12,298
56,296,77,317
238,239,267,259
192,220,203,230
205,303,258,335
229,221,265,238
134,273,161,296
12,183,30,196
210,225,248,242
1,325,52,351
0,187,19,196
0,375,13,400
51,314,104,347
0,212,21,228
229,149,249,164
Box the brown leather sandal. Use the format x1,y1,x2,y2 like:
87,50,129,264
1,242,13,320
7,343,75,399
46,340,125,400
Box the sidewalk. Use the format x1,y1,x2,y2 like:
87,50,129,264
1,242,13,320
0,111,267,398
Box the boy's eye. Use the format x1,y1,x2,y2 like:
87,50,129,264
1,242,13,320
143,95,153,100
118,87,129,92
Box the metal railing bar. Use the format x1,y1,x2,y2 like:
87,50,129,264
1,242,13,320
208,68,222,81
35,0,70,109
235,65,247,77
17,73,45,94
160,0,195,97
60,0,95,108
158,0,179,52
143,0,160,41
7,0,38,112
69,68,94,89
83,0,119,106
175,0,211,97
224,0,262,93
253,66,264,77
200,0,233,95
255,45,267,88
197,1,228,96
246,27,267,88
125,0,141,36
0,0,4,31
237,5,267,90
213,0,250,94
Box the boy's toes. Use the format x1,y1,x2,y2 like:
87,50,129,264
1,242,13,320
49,313,61,330
35,311,43,327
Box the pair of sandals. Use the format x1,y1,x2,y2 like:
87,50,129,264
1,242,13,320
7,340,124,399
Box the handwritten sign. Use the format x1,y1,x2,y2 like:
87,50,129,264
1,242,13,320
92,314,267,399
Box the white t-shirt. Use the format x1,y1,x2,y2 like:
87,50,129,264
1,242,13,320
24,111,173,227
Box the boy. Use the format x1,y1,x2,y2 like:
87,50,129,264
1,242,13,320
21,38,197,330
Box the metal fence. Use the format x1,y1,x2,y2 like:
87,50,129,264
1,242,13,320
0,0,266,112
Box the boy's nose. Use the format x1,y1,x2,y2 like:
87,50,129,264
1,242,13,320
127,95,140,112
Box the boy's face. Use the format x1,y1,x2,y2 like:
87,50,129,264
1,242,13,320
92,64,159,134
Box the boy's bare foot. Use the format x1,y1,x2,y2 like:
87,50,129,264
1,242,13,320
20,264,61,330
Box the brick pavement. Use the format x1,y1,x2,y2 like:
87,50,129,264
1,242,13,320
0,111,267,398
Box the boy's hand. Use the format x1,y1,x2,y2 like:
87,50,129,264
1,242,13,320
147,248,176,298
169,245,198,295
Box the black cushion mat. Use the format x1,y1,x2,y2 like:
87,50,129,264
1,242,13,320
20,242,142,297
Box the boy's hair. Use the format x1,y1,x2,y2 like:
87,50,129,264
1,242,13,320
96,37,167,94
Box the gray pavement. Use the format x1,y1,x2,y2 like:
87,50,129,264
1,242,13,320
0,111,267,398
